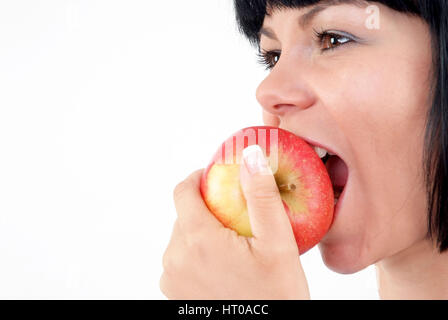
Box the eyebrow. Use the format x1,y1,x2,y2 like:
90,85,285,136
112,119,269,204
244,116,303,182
258,0,368,41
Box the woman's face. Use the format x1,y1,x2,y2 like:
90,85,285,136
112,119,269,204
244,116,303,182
256,2,433,273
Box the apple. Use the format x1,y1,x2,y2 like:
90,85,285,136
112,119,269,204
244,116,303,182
200,126,334,254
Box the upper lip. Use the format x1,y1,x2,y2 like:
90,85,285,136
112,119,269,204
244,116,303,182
302,137,338,157
279,127,344,161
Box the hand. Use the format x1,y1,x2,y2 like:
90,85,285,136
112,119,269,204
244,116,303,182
160,145,310,299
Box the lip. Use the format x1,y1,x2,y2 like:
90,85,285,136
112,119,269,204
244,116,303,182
276,126,341,159
301,137,340,159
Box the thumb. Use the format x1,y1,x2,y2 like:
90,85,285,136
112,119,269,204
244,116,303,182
240,145,296,246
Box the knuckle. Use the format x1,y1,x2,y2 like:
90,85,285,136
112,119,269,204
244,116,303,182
159,272,172,298
184,231,210,263
162,249,174,272
162,235,202,274
178,215,205,235
173,179,191,201
186,233,204,249
162,247,187,275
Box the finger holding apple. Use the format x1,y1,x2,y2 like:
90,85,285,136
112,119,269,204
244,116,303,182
200,126,334,254
160,166,310,299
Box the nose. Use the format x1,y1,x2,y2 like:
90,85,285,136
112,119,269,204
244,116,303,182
256,60,316,118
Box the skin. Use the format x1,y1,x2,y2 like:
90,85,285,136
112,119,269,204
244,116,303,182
161,159,310,299
161,2,448,299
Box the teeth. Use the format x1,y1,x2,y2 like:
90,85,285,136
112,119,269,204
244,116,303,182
313,146,328,159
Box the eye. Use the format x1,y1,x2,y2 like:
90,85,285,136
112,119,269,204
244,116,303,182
256,30,355,69
256,49,281,71
313,29,354,52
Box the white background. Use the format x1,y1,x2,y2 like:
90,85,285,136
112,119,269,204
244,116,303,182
0,0,378,299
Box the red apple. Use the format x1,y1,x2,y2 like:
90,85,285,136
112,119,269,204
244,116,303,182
200,126,334,254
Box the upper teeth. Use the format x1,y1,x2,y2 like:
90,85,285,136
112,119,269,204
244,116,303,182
313,146,328,158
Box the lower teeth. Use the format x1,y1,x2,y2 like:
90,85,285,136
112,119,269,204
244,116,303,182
334,198,339,205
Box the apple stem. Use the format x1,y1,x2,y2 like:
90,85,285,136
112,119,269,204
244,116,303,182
278,183,296,192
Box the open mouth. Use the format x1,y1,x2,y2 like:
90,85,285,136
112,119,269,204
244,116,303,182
310,145,349,205
323,154,348,203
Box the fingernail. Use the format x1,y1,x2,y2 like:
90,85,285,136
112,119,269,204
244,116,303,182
242,145,272,175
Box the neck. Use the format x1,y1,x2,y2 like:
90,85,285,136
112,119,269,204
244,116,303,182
375,238,448,299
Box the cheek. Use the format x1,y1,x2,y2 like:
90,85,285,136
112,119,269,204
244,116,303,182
315,50,431,270
326,54,429,134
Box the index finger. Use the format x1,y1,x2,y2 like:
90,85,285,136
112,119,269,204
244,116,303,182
173,169,223,232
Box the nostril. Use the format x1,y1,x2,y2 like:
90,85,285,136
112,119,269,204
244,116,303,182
274,104,295,109
272,104,297,115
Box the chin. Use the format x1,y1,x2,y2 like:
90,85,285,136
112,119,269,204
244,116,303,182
317,241,372,274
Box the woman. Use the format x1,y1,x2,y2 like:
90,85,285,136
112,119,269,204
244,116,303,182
160,0,448,299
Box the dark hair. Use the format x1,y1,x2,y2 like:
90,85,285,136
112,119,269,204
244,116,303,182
234,0,448,252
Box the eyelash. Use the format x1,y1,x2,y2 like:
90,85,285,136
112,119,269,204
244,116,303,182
256,29,354,70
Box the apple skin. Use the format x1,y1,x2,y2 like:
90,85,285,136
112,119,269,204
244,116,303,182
200,126,334,254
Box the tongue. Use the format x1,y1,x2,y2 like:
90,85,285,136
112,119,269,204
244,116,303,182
325,155,348,189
